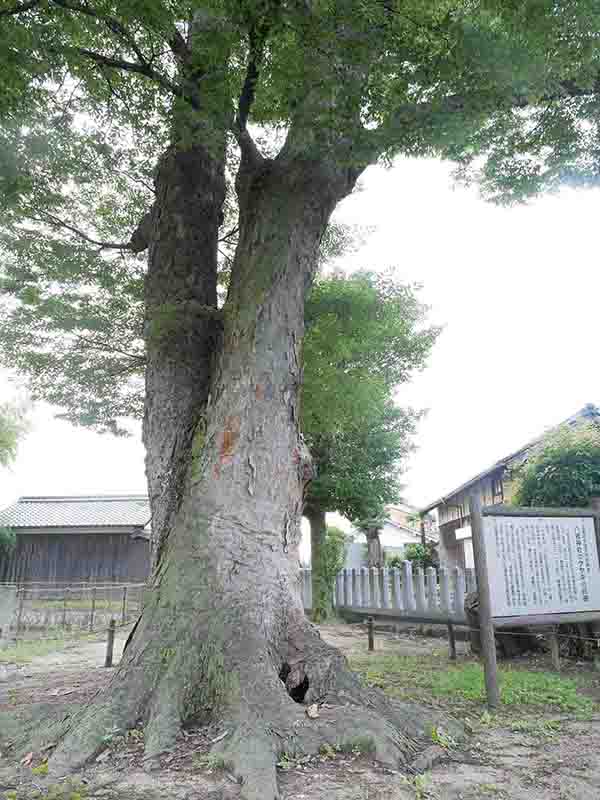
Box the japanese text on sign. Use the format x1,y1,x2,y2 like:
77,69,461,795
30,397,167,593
483,516,600,618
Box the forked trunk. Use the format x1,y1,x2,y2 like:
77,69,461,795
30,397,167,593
51,153,459,799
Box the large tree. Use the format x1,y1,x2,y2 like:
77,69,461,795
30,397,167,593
2,3,600,797
302,272,438,620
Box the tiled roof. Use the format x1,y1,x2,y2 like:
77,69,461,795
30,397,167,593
0,495,151,529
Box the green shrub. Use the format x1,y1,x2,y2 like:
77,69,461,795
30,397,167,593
0,526,15,562
313,526,349,621
513,422,600,508
387,542,436,569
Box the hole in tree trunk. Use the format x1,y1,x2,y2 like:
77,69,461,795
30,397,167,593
278,663,310,703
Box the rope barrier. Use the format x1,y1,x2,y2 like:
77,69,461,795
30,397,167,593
361,619,600,644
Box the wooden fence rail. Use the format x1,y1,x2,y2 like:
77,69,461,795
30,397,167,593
300,564,475,623
0,582,145,642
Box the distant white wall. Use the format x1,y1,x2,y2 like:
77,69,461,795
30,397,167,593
298,512,354,566
299,515,422,568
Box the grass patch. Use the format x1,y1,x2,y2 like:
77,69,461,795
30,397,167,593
0,633,99,663
350,653,596,716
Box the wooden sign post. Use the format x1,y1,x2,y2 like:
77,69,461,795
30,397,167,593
469,497,600,709
469,492,500,708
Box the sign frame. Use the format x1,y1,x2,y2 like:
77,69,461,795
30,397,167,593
481,504,600,628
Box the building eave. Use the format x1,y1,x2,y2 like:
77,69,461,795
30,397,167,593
420,403,600,515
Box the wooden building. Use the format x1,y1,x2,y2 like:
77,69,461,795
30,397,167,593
0,495,151,583
421,404,600,569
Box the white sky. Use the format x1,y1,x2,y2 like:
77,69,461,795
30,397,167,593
1,156,599,516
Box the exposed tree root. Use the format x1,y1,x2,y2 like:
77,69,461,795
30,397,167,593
46,611,461,800
207,617,463,800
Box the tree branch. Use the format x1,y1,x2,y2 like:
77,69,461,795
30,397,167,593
69,331,146,364
0,0,40,16
218,225,239,243
366,78,600,162
50,0,148,64
37,210,152,253
73,47,181,97
49,0,188,63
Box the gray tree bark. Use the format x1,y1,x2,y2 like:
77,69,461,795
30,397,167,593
50,145,459,800
366,528,383,568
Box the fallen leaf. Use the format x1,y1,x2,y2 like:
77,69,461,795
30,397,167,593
96,750,111,763
21,752,33,766
305,704,319,719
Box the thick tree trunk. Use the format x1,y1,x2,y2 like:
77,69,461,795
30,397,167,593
305,505,328,622
367,528,383,567
50,152,459,799
143,141,225,564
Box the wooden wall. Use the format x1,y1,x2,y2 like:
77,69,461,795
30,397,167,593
0,531,150,583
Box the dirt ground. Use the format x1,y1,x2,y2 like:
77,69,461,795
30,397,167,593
1,622,600,799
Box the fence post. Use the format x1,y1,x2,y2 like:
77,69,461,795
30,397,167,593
447,621,457,660
343,568,351,608
454,567,466,620
360,567,369,608
105,618,116,668
370,567,379,608
439,568,451,614
381,567,391,609
469,492,500,710
402,561,415,612
415,567,426,612
300,569,309,611
367,616,374,652
89,586,97,632
16,585,24,640
549,628,560,671
426,567,438,613
62,588,70,628
392,567,402,610
121,586,128,625
352,568,360,608
335,572,343,609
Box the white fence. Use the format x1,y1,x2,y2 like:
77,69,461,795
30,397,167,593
300,564,476,623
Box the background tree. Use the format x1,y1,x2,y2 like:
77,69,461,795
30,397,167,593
302,272,438,618
512,423,600,508
0,402,28,468
0,402,28,563
2,3,600,796
388,542,437,570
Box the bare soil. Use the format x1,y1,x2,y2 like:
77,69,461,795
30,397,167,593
1,623,599,799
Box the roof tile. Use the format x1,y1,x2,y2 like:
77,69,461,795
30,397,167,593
0,495,151,529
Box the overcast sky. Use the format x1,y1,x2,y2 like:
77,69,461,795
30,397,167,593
1,156,599,513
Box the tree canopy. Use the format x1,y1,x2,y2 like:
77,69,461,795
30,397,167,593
2,3,600,431
303,271,438,523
